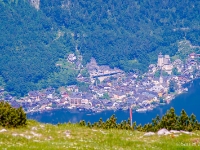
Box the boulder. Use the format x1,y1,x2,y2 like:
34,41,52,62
30,131,41,137
157,128,171,135
144,132,155,136
64,130,71,137
180,130,192,135
12,133,18,137
40,125,45,128
170,130,180,134
0,129,7,133
31,127,37,131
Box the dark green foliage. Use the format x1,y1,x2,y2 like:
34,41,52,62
40,0,200,71
78,108,200,132
136,124,143,132
87,122,91,128
1,0,200,95
0,101,27,128
159,108,179,130
154,70,161,78
155,70,169,77
140,108,200,132
79,114,134,131
77,82,89,92
169,80,177,93
0,1,74,96
100,93,110,100
79,120,86,126
172,67,180,76
178,109,189,130
80,69,90,77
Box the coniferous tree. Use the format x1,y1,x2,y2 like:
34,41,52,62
151,115,160,131
132,122,137,131
136,124,143,132
79,108,200,132
87,122,91,128
98,118,103,128
160,107,178,130
79,120,86,126
178,109,189,130
189,113,198,131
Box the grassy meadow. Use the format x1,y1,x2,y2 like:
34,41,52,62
0,120,200,150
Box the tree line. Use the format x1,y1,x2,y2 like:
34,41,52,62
78,108,200,132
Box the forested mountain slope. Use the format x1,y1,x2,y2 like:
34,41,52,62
0,0,199,95
0,0,75,95
40,0,200,69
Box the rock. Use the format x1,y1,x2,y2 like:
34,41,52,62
92,129,98,132
19,133,25,137
180,130,192,135
64,130,71,137
170,130,180,134
40,125,45,128
18,133,32,139
0,129,7,133
30,131,41,137
31,127,37,131
157,128,171,135
24,135,32,139
144,132,155,136
100,130,107,135
12,133,18,137
47,136,53,140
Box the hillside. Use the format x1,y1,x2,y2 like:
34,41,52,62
40,0,200,68
0,0,200,95
0,120,200,149
0,0,76,95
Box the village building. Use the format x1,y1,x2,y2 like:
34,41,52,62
157,53,173,74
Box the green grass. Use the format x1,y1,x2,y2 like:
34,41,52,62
0,120,200,150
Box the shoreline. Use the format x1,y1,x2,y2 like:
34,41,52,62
26,79,197,115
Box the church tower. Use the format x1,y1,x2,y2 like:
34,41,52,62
157,52,163,68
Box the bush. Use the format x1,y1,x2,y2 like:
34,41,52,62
0,101,27,128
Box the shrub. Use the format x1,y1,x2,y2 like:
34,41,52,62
0,101,27,128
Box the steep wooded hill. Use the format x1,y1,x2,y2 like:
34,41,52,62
0,0,199,95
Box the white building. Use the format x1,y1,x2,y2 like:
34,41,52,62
157,53,173,74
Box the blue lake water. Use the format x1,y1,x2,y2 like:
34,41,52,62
28,79,200,125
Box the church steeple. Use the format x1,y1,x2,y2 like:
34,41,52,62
157,52,164,68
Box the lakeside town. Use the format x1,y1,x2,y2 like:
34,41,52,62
1,50,200,114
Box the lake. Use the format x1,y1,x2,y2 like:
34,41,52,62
28,79,200,125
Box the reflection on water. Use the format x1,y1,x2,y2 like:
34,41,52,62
28,79,200,125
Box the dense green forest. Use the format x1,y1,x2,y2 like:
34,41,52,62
0,0,76,96
0,0,199,95
40,0,200,68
